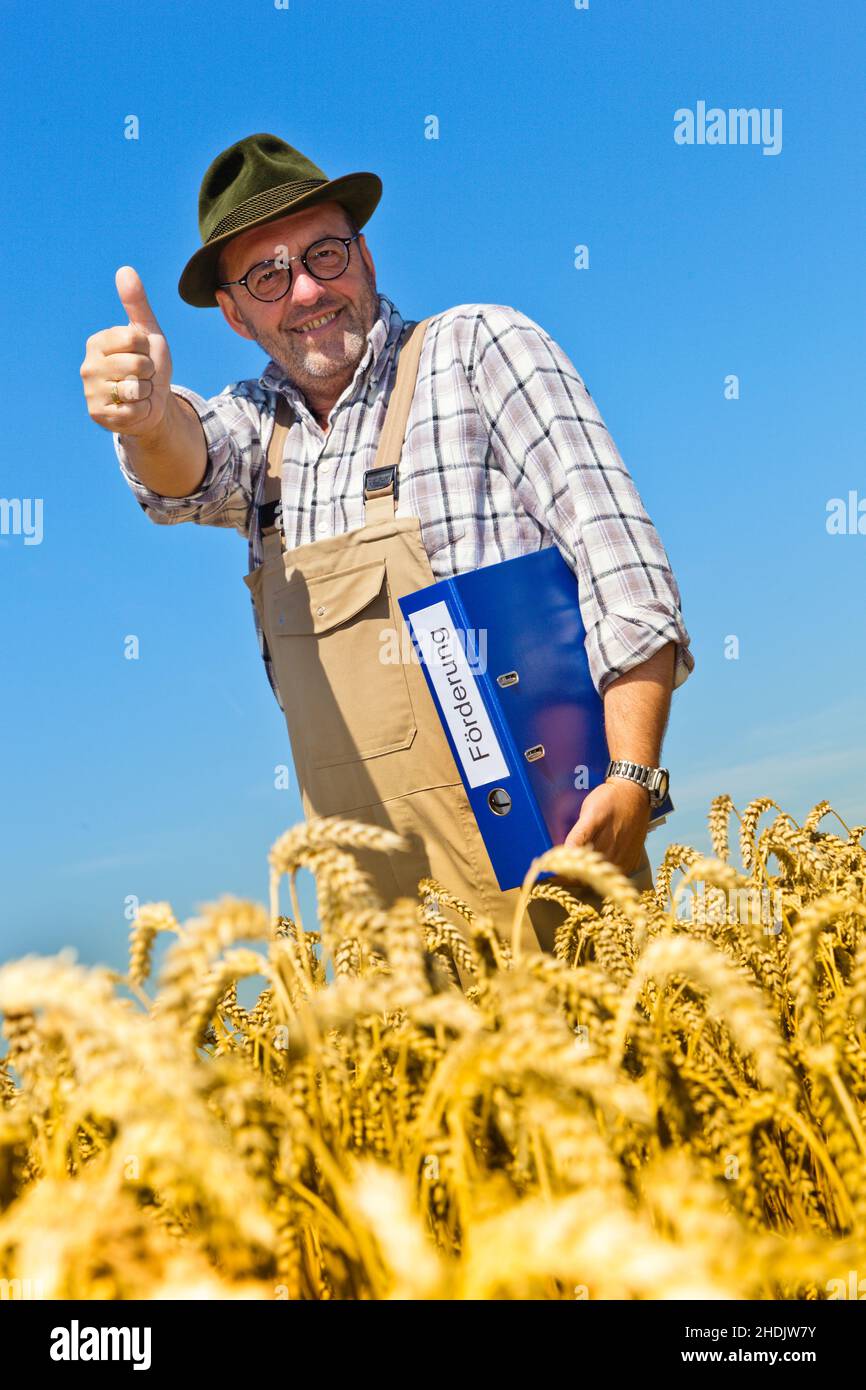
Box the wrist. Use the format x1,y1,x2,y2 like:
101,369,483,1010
120,391,175,451
605,775,651,804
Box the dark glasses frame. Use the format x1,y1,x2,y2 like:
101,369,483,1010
216,232,361,302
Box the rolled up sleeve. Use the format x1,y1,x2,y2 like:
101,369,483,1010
585,602,695,698
468,305,695,699
113,382,260,536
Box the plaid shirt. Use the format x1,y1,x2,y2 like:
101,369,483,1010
114,293,695,713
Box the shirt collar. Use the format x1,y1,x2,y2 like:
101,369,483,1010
257,293,405,407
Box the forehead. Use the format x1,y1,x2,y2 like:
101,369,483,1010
221,199,350,276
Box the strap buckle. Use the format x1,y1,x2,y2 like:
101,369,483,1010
259,497,283,532
363,464,398,502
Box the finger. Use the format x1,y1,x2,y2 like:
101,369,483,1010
95,325,152,357
116,265,163,336
109,377,153,406
99,353,155,381
91,398,154,430
564,822,592,849
572,804,600,839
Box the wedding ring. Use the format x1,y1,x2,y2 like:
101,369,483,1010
111,380,122,407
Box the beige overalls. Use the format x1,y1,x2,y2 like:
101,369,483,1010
244,317,653,965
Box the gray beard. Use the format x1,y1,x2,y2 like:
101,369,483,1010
240,277,380,390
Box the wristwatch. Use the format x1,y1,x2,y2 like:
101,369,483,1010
605,759,670,808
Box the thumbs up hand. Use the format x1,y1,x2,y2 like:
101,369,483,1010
80,266,174,435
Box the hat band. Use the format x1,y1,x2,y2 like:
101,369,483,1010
207,177,328,243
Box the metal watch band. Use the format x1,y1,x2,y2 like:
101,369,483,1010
605,758,669,806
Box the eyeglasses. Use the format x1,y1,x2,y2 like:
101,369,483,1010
217,232,361,302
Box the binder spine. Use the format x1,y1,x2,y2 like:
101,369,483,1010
448,583,549,849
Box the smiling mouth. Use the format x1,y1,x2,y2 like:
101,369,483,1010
291,307,343,335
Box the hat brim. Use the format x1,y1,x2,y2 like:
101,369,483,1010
177,171,382,308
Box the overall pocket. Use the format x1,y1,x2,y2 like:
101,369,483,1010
267,557,417,769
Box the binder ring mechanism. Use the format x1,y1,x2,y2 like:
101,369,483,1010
486,744,547,819
487,669,546,815
495,668,545,763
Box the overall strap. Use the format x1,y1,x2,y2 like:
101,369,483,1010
363,316,433,525
261,394,295,564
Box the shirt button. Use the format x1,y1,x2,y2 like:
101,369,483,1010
319,461,331,473
317,521,329,534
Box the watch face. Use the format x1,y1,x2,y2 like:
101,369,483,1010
656,770,669,801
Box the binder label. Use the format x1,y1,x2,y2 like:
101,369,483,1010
405,601,511,787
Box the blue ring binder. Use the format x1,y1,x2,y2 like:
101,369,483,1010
398,544,674,892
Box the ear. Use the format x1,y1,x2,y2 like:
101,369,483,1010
215,287,255,341
358,234,376,285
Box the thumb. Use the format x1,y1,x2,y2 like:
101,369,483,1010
116,265,163,336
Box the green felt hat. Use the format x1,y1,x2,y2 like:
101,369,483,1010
178,133,382,308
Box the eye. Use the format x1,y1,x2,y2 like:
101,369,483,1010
247,263,284,296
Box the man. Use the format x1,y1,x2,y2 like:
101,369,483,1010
80,132,694,954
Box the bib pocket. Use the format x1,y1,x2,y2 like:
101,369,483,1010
267,557,417,768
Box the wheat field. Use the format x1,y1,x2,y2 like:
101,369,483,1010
1,794,865,1300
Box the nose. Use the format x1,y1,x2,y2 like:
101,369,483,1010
290,266,330,307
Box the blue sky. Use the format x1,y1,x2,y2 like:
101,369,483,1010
1,0,864,977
